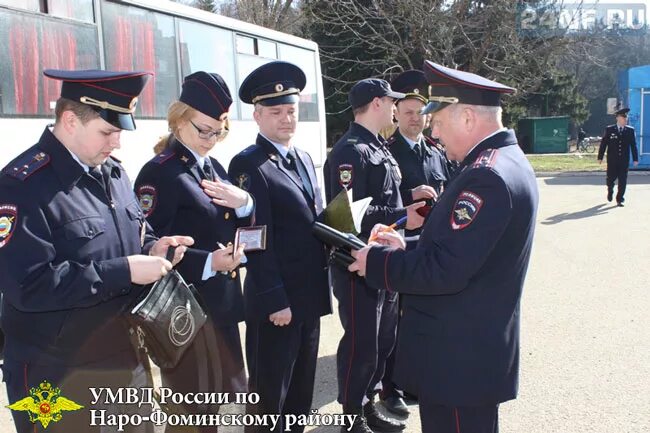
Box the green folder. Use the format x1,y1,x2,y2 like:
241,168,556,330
322,188,372,236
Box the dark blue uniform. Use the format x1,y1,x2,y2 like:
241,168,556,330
134,137,247,422
0,128,155,433
325,122,405,412
598,124,638,204
228,134,331,433
365,130,538,432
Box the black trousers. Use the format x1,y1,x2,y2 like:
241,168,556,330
419,402,499,433
3,351,150,433
381,295,402,399
245,317,320,433
162,323,246,433
606,162,629,202
332,269,399,410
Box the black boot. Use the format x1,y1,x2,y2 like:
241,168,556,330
607,190,613,202
344,415,374,433
363,400,406,432
380,391,409,417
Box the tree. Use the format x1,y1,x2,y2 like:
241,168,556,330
194,0,218,12
218,0,303,34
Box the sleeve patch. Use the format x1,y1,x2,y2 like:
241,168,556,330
236,173,251,191
451,191,483,230
136,185,157,217
339,164,353,188
0,204,18,248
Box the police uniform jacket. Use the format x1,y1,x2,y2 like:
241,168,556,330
365,129,539,406
325,122,405,239
387,130,449,206
598,124,638,167
134,137,245,325
228,134,331,323
0,128,156,366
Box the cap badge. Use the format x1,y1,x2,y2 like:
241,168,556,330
275,83,284,92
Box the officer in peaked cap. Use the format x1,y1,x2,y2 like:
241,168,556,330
376,70,453,418
229,61,331,433
597,106,639,206
348,60,539,433
135,70,253,432
325,77,428,433
43,69,152,130
0,69,194,433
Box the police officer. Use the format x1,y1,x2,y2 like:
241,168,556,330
597,107,639,206
325,79,425,433
388,69,450,236
349,60,539,433
228,61,331,433
0,69,194,433
134,71,251,431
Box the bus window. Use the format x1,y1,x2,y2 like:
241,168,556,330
178,19,239,120
49,0,94,22
101,2,177,119
257,39,277,59
0,0,39,11
0,8,98,116
279,45,320,122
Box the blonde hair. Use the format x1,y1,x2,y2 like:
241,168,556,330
153,101,230,154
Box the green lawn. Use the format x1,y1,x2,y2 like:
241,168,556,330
526,153,603,172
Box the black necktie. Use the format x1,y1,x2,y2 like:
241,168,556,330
201,160,214,181
414,142,424,161
89,166,103,182
286,150,313,198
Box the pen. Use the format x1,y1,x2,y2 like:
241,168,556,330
368,215,408,242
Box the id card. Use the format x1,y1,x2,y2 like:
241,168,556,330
234,226,267,252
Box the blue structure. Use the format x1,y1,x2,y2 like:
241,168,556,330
618,65,650,169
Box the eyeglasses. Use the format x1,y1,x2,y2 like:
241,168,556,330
189,120,225,140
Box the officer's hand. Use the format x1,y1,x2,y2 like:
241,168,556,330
202,179,249,209
411,184,437,201
349,246,370,277
150,236,194,266
375,231,406,250
405,201,426,230
128,255,172,285
269,307,292,326
212,242,246,272
633,161,639,167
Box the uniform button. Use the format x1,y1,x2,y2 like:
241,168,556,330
88,229,94,235
224,212,230,220
90,288,98,295
231,271,237,279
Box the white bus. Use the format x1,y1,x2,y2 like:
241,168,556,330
0,0,327,183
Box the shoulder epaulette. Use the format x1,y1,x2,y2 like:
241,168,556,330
424,136,444,152
471,148,498,169
151,150,176,165
346,137,359,145
3,150,50,181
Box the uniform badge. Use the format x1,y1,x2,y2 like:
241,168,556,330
237,173,250,191
451,191,483,230
339,164,353,188
7,380,83,429
136,185,157,218
0,204,18,248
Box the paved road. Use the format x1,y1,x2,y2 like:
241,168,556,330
1,174,649,433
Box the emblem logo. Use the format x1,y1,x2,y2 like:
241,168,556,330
237,173,250,191
136,185,157,218
7,381,83,429
451,191,484,230
338,164,353,188
275,83,284,92
168,305,195,347
0,204,17,248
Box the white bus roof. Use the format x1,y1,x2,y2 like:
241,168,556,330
120,0,319,51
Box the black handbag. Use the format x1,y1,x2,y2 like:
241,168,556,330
127,247,208,369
